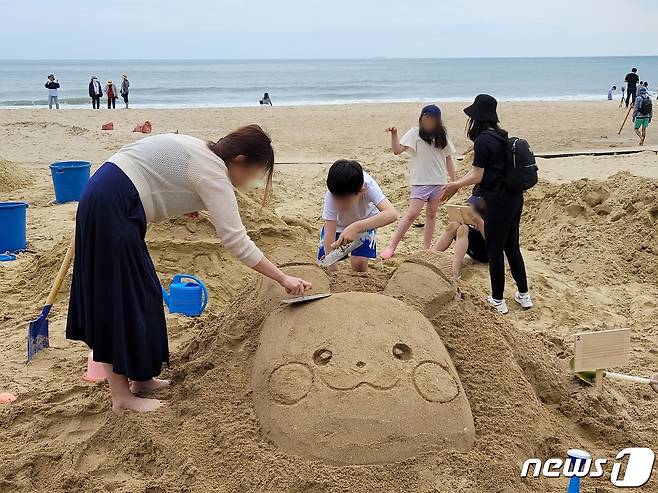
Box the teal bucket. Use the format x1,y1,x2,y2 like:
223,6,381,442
50,161,91,203
0,202,28,253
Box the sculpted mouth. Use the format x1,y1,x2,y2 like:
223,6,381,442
317,374,400,391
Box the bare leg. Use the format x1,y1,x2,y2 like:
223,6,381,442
635,127,643,144
640,127,646,146
381,199,425,259
350,255,369,272
423,198,441,250
433,222,460,252
102,363,165,413
452,225,470,278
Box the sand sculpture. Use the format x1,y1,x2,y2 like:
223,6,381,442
251,290,475,464
384,250,457,317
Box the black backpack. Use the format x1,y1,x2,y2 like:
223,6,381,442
640,96,653,115
486,130,539,192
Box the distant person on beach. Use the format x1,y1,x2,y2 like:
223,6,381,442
121,74,130,109
319,160,398,272
433,189,487,280
105,80,118,109
88,76,102,109
259,92,272,106
66,125,312,412
381,104,456,259
608,85,616,100
625,68,640,107
438,94,533,314
45,74,60,109
633,86,653,146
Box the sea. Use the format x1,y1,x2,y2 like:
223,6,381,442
0,57,656,109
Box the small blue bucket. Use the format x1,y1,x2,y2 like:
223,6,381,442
0,202,28,253
50,161,91,203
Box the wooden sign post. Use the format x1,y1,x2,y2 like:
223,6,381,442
573,328,631,395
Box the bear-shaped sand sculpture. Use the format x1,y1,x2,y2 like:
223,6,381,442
251,291,475,465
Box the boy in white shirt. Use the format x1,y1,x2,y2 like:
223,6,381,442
319,160,398,272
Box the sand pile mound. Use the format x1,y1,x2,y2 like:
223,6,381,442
524,172,658,286
1,252,656,492
0,159,33,192
147,190,318,310
10,237,71,304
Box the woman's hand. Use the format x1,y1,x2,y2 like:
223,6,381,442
280,275,312,296
439,182,461,203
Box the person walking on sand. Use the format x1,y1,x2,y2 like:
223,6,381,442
625,68,640,108
438,94,532,315
120,74,130,109
66,125,312,413
380,105,457,259
105,79,118,109
88,76,103,109
633,86,653,146
45,74,60,109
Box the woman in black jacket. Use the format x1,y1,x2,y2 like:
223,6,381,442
88,76,103,109
439,94,532,314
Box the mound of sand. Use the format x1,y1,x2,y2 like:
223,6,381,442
251,291,475,465
524,172,658,286
0,159,33,192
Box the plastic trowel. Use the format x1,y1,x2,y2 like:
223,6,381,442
317,238,363,269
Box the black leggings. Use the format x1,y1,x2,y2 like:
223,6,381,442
484,190,528,300
91,96,100,109
107,97,116,109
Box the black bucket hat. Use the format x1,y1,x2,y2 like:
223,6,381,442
464,94,499,123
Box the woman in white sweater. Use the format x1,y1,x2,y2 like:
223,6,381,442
67,125,311,412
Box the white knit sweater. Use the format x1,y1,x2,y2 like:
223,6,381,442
109,133,264,267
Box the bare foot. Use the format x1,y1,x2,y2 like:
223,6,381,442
112,395,165,413
130,378,171,394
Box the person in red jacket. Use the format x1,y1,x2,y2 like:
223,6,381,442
105,80,118,109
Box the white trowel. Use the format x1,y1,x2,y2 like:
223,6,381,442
317,238,363,269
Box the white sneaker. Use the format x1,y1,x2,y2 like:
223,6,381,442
514,291,533,309
487,296,509,314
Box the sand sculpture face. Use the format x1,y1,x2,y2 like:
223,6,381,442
251,292,475,464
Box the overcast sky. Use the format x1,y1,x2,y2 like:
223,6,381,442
3,0,658,59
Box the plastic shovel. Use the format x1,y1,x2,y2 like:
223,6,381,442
27,235,75,361
569,358,658,394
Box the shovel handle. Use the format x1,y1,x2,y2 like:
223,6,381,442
604,371,652,385
45,234,75,306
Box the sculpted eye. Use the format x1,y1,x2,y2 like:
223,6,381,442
392,343,412,360
313,349,333,366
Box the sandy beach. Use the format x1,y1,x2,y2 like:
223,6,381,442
1,101,657,492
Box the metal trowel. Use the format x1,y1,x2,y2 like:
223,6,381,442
317,238,363,269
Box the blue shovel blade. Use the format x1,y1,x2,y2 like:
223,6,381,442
27,304,51,362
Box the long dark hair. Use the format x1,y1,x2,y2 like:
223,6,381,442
208,124,275,205
466,118,508,142
418,114,449,149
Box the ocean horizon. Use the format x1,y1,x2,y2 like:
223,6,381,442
1,57,656,109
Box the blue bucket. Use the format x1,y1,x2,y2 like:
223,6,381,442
0,202,28,253
50,161,91,203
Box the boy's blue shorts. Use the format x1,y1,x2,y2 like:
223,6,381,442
317,227,377,260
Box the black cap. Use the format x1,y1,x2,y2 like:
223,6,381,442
464,94,499,123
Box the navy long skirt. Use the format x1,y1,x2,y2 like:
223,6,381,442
66,162,168,381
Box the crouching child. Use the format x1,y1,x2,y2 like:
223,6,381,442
319,160,398,272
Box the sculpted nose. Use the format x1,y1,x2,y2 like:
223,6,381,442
356,361,366,368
